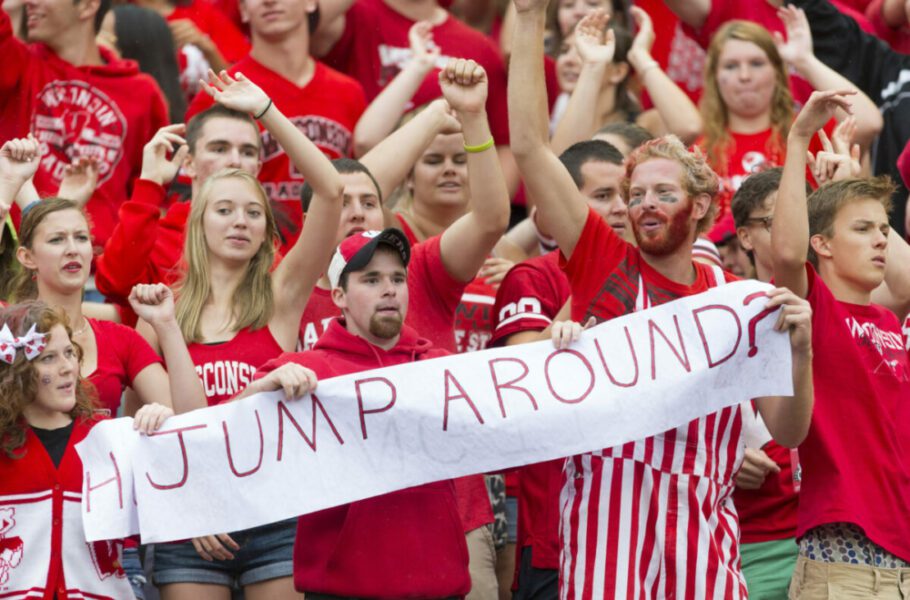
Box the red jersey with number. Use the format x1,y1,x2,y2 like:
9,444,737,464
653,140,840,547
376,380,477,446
186,56,366,253
798,265,910,561
559,208,743,600
85,318,162,415
0,10,168,250
186,325,284,405
321,0,509,144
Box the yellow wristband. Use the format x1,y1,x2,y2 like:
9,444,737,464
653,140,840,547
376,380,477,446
463,137,495,153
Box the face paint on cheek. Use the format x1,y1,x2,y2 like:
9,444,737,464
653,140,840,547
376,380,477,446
41,376,51,385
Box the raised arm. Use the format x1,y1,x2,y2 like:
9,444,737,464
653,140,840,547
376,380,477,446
129,283,207,414
771,90,854,298
627,6,702,144
0,135,40,212
361,98,461,201
201,70,344,348
509,0,589,258
352,21,440,157
437,59,510,282
774,6,883,148
550,10,615,156
95,125,189,303
753,288,814,448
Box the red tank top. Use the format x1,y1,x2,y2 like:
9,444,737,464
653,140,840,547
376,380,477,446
188,325,284,405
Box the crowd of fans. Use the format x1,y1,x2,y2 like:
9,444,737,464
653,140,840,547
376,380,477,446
1,0,909,598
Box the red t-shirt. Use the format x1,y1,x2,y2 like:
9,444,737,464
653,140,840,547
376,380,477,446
733,403,798,544
186,56,366,254
186,325,284,406
798,265,910,561
322,0,509,143
85,318,162,415
0,10,169,250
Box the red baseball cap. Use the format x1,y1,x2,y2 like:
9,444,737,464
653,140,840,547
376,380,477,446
327,229,411,289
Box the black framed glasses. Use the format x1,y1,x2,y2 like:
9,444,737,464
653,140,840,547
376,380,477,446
744,216,773,232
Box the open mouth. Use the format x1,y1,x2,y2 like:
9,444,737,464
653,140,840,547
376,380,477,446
62,261,82,273
57,381,74,393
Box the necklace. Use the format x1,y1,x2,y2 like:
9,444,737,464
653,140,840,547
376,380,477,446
73,318,89,337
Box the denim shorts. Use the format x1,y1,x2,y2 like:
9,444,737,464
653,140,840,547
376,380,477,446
122,546,146,600
152,518,296,588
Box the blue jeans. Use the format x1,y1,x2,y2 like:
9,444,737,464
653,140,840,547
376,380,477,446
153,518,296,588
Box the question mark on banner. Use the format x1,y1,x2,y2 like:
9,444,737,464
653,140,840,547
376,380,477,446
743,292,780,357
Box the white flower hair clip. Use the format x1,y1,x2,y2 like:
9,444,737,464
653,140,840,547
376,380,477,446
0,324,48,364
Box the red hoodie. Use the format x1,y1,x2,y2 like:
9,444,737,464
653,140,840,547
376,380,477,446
256,319,471,598
95,179,188,304
0,11,168,249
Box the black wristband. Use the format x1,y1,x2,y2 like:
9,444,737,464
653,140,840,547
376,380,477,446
254,99,273,120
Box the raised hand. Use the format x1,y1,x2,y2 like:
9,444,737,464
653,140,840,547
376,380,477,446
128,283,177,327
765,287,812,354
774,6,813,68
58,155,100,207
574,9,615,65
201,69,271,117
439,59,488,115
807,129,857,184
140,124,189,186
409,21,440,71
791,90,854,140
428,98,463,135
0,135,41,185
628,6,656,66
830,116,862,176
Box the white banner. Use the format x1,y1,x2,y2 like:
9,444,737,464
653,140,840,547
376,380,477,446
77,280,793,543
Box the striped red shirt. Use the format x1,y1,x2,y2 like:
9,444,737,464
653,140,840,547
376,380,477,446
559,208,745,600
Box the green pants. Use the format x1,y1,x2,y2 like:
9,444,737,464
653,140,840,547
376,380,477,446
742,538,799,600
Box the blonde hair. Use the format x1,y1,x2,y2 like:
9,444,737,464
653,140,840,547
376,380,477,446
700,20,794,174
622,135,720,235
174,169,277,343
0,301,97,458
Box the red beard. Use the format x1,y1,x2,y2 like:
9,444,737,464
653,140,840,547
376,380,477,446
632,200,694,257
